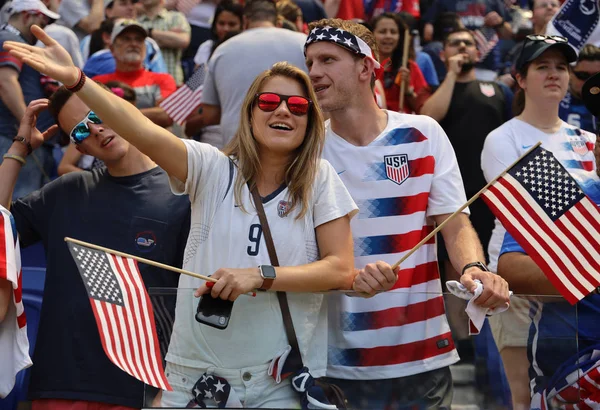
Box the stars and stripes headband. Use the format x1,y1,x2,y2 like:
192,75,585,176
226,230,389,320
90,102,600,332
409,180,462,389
305,26,381,70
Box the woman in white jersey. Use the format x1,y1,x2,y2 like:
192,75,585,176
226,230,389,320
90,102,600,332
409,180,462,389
6,28,359,408
481,35,595,409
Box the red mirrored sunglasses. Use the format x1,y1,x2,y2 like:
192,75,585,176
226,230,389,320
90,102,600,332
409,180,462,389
255,92,312,116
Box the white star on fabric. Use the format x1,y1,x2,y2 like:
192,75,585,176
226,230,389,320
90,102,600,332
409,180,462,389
316,33,326,40
215,380,226,392
342,38,354,47
322,26,332,32
329,34,340,42
204,390,213,399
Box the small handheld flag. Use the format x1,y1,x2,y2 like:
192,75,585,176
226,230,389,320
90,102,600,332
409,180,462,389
67,241,172,391
481,146,600,304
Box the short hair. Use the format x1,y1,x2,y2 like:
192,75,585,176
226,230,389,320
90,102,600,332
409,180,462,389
48,82,113,145
578,44,600,63
308,18,379,89
309,18,379,62
276,0,302,23
243,0,277,25
433,12,463,42
443,28,476,47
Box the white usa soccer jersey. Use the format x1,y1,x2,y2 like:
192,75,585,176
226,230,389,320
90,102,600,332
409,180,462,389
166,140,357,377
323,111,466,379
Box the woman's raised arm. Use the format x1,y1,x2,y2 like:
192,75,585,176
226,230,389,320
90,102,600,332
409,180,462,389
5,25,188,182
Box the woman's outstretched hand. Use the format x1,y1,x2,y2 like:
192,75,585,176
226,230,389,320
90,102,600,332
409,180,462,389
4,24,79,86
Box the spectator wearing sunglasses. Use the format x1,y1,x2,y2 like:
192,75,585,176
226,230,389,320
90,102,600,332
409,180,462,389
5,22,360,406
0,83,190,409
559,44,600,134
482,33,600,405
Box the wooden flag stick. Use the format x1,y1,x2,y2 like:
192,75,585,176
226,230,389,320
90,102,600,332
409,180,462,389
398,28,411,112
391,142,542,270
65,236,216,282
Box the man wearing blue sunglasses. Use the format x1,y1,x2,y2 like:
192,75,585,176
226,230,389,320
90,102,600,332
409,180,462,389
0,86,191,410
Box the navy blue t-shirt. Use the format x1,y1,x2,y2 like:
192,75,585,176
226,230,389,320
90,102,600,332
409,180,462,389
424,0,512,72
560,90,597,134
12,167,190,407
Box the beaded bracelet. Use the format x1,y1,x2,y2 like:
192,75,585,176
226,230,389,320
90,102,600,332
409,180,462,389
65,68,86,92
3,153,26,165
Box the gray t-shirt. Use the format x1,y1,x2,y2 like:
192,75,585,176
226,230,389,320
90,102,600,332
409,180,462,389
57,0,90,41
201,27,307,144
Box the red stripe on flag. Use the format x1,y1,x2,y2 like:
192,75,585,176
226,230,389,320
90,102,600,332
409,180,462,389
392,261,440,290
490,181,588,299
482,183,586,303
356,331,455,366
498,178,599,289
576,199,600,234
133,259,171,389
556,215,600,274
120,256,162,389
113,255,149,386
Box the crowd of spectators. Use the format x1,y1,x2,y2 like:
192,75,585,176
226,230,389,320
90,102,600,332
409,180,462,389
1,0,600,409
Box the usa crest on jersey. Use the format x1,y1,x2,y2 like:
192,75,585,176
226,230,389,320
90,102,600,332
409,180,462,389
568,134,589,156
384,154,410,185
277,200,290,217
479,83,496,97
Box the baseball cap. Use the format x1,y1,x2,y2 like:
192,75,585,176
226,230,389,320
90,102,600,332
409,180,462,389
514,34,577,72
110,18,147,43
582,72,600,118
7,0,60,21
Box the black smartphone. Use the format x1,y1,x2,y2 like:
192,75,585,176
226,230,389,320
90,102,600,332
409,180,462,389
195,295,234,330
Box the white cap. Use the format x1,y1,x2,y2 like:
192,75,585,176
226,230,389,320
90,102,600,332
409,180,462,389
7,0,60,21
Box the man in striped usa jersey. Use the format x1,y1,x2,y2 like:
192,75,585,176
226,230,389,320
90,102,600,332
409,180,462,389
305,18,511,409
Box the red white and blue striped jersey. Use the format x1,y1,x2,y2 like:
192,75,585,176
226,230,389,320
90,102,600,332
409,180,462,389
0,205,31,397
323,111,466,379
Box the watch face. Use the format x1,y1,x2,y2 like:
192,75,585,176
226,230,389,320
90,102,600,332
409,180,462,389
260,265,276,279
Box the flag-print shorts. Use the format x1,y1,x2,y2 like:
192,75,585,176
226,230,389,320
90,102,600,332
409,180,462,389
160,361,300,408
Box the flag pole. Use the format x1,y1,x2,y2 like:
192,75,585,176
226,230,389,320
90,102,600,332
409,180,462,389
64,236,216,283
391,142,542,270
398,28,411,112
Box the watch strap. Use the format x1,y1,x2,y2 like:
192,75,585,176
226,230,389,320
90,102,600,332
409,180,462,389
461,261,489,276
259,265,274,290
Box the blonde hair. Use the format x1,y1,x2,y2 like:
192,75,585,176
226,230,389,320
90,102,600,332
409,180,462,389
223,62,325,219
309,18,380,62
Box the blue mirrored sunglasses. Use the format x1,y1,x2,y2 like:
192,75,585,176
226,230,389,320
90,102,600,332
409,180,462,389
70,110,102,144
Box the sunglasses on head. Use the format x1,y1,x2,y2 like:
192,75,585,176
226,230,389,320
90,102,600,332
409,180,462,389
573,71,596,81
255,92,311,116
70,110,102,144
525,34,568,44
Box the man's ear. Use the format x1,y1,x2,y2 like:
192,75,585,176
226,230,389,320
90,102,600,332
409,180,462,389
243,16,249,30
360,56,376,83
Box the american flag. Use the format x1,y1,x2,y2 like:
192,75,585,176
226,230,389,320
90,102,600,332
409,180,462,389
481,146,600,305
530,345,600,410
160,65,205,125
473,28,499,61
0,205,31,398
66,241,172,391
